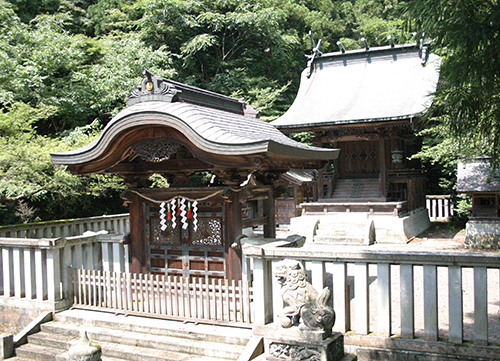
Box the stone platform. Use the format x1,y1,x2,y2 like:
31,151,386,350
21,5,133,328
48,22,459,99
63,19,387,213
290,207,430,244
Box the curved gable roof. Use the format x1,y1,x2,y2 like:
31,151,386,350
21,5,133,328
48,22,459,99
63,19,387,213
51,74,338,175
271,43,441,130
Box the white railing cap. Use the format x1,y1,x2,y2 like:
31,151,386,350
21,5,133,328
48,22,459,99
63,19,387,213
0,237,66,249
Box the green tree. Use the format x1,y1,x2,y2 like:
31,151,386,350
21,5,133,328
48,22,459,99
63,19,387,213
0,103,127,224
405,0,500,166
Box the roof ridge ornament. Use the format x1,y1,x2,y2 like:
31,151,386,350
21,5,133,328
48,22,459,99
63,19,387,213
361,37,369,51
419,32,430,65
336,41,346,54
126,69,182,105
306,31,323,78
387,35,395,48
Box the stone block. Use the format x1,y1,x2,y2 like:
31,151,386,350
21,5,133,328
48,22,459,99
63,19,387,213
465,220,500,248
0,334,13,360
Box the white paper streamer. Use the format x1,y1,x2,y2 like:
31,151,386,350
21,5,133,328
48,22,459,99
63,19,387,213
192,200,198,231
180,197,188,229
170,199,177,229
159,202,167,231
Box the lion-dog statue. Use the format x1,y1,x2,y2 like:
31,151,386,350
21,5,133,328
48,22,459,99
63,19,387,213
275,259,335,334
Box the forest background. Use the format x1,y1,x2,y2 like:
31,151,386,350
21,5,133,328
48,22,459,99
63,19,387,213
0,0,498,225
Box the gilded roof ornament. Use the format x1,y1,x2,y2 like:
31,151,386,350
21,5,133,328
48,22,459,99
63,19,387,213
126,69,181,105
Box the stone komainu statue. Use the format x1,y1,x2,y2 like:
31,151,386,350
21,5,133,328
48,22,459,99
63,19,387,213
275,259,335,333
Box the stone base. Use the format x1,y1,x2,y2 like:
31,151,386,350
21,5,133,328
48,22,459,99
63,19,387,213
290,208,430,244
465,219,500,248
254,325,345,361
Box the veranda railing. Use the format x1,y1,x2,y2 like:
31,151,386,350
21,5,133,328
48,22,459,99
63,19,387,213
70,269,253,326
0,233,128,311
243,241,500,349
0,213,130,239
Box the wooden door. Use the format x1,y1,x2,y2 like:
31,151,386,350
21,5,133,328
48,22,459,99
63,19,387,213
146,201,225,279
337,140,380,178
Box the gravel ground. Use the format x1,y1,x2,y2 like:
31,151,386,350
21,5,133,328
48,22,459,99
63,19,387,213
270,222,500,345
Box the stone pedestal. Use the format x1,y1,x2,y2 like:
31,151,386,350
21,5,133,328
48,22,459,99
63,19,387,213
254,325,345,361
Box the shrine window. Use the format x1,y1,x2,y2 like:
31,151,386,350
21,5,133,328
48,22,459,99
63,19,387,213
472,194,499,218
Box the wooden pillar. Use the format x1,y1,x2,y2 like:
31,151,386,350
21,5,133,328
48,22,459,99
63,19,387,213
293,184,303,217
313,134,325,200
317,167,325,200
263,188,275,239
379,137,387,198
224,190,243,281
129,192,147,274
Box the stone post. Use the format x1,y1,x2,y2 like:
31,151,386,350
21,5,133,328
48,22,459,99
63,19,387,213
0,334,13,360
68,332,101,361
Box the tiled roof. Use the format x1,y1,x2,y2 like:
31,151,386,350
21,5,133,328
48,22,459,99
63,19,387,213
271,43,441,129
52,101,338,166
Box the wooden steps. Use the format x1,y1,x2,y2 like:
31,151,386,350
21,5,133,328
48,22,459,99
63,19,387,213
331,178,384,201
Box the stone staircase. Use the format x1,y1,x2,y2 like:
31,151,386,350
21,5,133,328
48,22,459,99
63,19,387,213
313,216,375,245
12,309,252,361
330,178,383,202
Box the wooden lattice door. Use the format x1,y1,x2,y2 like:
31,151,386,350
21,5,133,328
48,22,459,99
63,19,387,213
146,201,225,279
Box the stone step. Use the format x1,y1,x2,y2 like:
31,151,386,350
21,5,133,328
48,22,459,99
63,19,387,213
16,340,230,361
36,323,244,359
14,343,63,361
53,309,251,346
313,236,365,244
27,331,75,351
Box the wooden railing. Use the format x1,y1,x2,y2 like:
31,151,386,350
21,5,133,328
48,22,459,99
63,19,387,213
243,241,500,349
426,195,454,221
0,213,130,238
0,233,128,311
71,269,252,326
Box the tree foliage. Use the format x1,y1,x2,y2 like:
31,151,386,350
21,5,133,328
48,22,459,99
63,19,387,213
405,0,500,167
0,0,416,225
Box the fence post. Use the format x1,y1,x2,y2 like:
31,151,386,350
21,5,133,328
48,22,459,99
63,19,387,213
423,265,438,341
113,243,125,273
377,263,392,337
253,257,273,325
46,247,61,302
332,262,349,333
448,265,463,344
355,262,370,335
474,266,488,345
400,264,415,339
24,248,36,300
13,248,25,299
35,249,47,301
2,248,13,297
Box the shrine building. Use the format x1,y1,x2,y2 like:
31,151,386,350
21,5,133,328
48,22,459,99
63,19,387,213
51,70,339,280
272,40,441,243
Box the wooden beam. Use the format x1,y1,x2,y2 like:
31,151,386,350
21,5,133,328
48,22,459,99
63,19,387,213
242,216,268,228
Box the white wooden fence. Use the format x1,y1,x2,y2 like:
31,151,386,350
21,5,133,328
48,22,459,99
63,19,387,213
0,213,130,239
243,241,500,348
0,234,128,311
426,195,454,221
71,269,252,326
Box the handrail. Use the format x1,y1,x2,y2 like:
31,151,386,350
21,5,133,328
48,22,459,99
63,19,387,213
0,233,128,312
0,213,130,238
